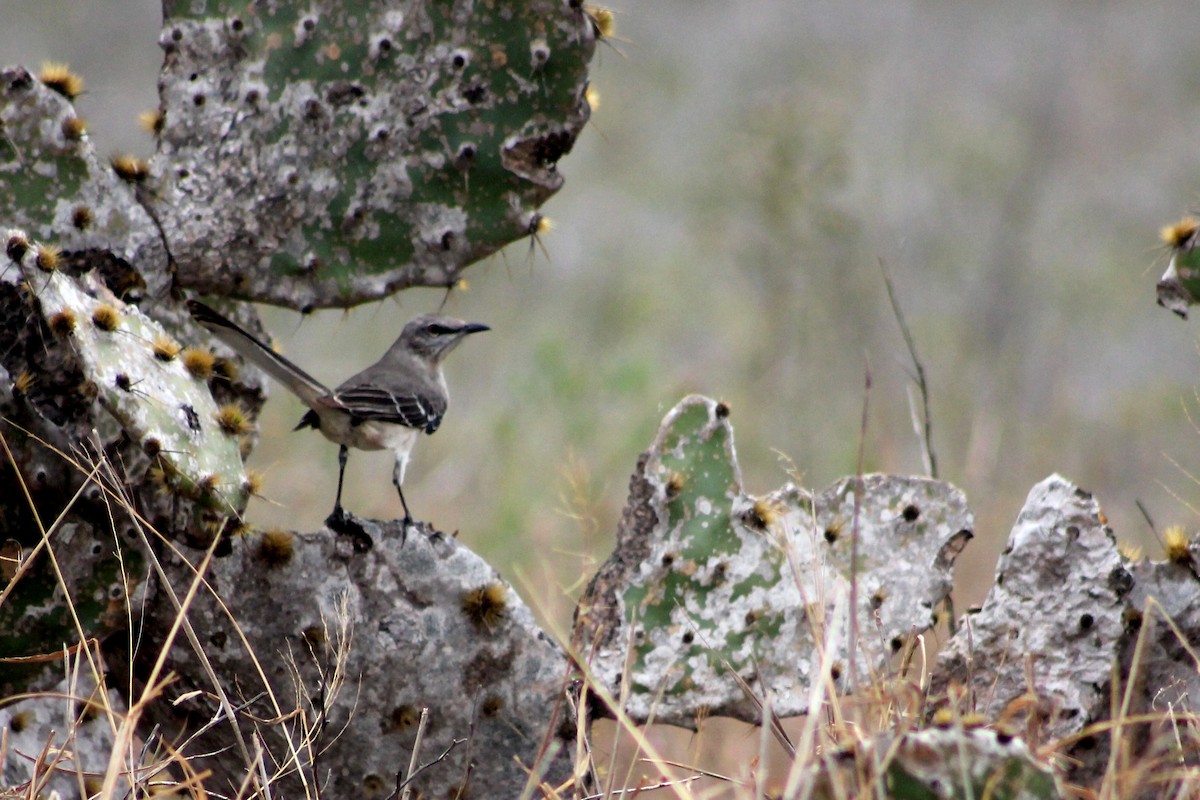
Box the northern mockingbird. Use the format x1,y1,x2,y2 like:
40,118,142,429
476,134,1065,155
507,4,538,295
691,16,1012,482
186,300,488,529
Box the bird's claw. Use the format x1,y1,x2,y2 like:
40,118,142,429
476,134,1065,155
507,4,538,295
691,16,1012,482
325,507,372,552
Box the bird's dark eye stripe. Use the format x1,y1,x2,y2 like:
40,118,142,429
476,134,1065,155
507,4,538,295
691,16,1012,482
426,323,453,335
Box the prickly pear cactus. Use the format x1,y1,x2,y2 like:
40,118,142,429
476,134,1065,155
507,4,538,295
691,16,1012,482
0,515,145,690
0,234,251,688
0,66,261,549
1156,216,1200,317
0,0,595,704
0,0,598,524
575,395,974,728
0,4,597,786
794,725,1062,800
0,67,168,289
933,476,1130,748
878,727,1062,800
141,517,574,799
154,0,596,308
15,244,249,516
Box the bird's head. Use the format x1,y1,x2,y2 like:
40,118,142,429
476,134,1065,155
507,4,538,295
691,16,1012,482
398,315,490,363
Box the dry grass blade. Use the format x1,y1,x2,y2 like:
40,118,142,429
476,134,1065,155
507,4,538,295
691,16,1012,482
846,360,871,699
1089,598,1200,799
724,657,795,758
93,446,330,796
393,707,430,800
254,736,274,800
516,736,566,800
566,684,601,794
90,456,263,799
0,641,97,666
1098,603,1154,800
783,587,850,800
533,586,707,800
577,772,708,799
0,428,108,686
575,647,703,800
878,257,938,479
0,423,332,796
636,758,742,787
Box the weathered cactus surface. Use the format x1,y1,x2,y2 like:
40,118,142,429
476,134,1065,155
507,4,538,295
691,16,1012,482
18,258,249,516
0,671,131,796
1156,216,1200,317
575,395,974,728
0,67,167,287
787,726,1063,800
876,727,1062,800
934,474,1200,787
142,518,572,799
933,476,1129,744
155,0,596,308
0,515,144,691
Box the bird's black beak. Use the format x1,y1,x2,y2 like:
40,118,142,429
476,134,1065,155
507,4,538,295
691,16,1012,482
462,323,490,335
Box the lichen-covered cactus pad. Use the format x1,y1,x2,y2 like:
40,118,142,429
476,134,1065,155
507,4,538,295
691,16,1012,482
13,244,249,517
934,476,1133,752
575,395,974,727
155,0,597,308
0,67,167,284
877,727,1062,800
1155,216,1200,317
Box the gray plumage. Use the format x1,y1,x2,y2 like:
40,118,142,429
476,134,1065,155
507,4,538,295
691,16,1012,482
186,301,488,527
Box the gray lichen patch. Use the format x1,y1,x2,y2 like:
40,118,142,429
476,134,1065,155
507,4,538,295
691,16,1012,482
577,394,974,728
155,0,596,309
0,674,133,797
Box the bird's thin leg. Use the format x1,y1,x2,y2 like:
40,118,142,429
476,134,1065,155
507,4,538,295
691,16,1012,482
326,444,350,527
393,458,413,527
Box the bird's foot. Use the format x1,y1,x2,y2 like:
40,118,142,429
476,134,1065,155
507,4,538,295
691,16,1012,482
325,507,372,552
325,504,350,529
398,517,448,546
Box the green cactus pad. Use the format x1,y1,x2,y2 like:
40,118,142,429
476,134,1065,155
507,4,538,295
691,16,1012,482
576,395,974,727
0,68,168,287
155,0,596,309
881,728,1062,800
18,258,248,516
0,519,145,690
1158,245,1200,318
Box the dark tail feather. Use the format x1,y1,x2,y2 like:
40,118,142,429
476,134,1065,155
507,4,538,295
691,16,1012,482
294,408,321,431
187,299,330,404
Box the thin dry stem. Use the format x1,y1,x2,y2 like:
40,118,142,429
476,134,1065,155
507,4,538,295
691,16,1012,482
878,257,939,479
398,707,430,800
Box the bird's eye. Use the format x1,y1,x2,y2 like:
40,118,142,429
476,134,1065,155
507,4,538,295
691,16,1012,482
426,323,453,336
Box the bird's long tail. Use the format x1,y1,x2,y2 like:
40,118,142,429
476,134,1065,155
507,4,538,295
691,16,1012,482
187,300,329,405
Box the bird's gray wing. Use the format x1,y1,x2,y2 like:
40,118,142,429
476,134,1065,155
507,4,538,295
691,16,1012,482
323,383,446,434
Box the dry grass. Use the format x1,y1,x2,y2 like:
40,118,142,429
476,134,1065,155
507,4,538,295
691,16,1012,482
3,428,1200,799
555,607,1200,800
0,428,353,799
537,470,1200,800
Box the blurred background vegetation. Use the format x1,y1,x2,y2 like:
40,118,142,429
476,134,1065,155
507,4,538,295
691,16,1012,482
6,0,1200,635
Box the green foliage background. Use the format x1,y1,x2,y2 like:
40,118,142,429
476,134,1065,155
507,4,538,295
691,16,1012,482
6,1,1200,629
